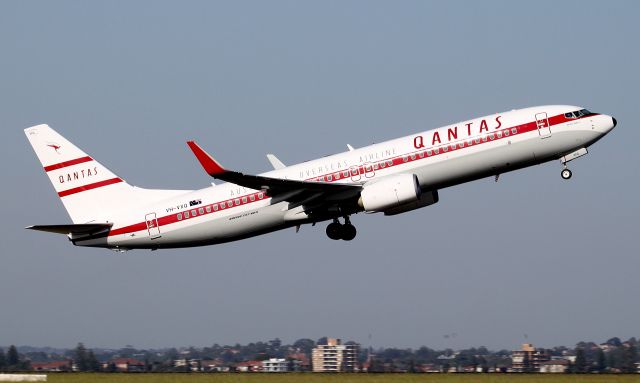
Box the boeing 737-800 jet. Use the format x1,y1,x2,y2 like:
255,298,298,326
24,105,616,250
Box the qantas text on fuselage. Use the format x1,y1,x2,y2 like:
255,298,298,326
24,105,616,250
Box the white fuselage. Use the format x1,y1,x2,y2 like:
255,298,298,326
74,105,615,250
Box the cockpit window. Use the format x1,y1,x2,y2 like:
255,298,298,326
565,109,592,119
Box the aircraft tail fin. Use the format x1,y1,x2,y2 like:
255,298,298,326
24,124,189,223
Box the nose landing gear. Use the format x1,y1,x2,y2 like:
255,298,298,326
325,217,357,241
561,168,572,180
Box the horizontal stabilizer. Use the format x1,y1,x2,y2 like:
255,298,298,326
26,223,113,235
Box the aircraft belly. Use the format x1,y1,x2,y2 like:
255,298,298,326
412,134,568,189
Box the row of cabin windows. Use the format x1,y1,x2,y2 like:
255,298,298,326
175,193,264,221
219,127,517,187
400,128,517,162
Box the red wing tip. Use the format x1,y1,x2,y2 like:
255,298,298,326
186,140,226,176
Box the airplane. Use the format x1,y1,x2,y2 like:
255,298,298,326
24,105,616,251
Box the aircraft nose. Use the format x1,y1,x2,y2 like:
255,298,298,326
612,116,617,128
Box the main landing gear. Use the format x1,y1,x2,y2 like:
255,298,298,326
326,217,357,241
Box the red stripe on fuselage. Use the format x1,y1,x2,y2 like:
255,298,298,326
44,156,93,172
58,177,123,197
106,112,597,237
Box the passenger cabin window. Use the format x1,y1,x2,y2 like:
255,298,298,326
199,207,204,214
206,206,211,213
242,197,247,203
250,195,255,201
213,204,219,211
177,213,183,220
184,211,190,218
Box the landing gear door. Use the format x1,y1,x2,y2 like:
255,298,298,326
145,213,161,238
535,112,551,138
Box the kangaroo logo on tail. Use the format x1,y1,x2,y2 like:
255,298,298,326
47,143,61,154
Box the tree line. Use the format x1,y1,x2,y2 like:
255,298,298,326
2,336,638,373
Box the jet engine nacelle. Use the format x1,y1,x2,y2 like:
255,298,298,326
383,189,438,216
358,173,422,212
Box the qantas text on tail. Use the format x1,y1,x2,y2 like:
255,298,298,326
24,105,616,250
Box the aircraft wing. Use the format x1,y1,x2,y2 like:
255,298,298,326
187,141,361,204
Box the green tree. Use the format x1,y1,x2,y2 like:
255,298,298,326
595,348,606,373
73,343,89,371
87,350,100,371
574,347,587,373
7,345,19,367
478,356,488,372
292,338,315,355
368,358,385,372
621,344,638,373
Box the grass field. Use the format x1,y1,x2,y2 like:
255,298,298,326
38,373,640,383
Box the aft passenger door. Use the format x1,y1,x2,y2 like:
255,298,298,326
535,112,551,138
145,212,161,238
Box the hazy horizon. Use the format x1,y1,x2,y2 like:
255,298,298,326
1,1,638,351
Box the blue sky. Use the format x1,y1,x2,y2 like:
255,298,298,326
1,0,638,350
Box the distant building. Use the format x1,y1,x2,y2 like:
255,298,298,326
539,359,569,373
262,358,289,372
312,338,359,372
107,358,146,372
201,359,229,372
511,343,550,372
31,360,72,372
235,360,263,372
173,358,202,371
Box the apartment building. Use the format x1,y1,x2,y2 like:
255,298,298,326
312,338,359,372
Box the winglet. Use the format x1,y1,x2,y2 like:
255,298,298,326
187,141,226,176
266,154,286,170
